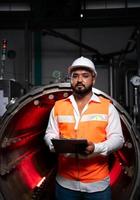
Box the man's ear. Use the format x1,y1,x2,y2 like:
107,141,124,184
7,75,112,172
93,78,96,85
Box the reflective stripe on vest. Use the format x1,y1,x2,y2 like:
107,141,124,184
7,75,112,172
58,114,108,123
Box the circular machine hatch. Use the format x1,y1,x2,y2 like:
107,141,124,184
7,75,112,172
0,83,140,200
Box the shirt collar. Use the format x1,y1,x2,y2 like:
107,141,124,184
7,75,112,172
65,92,101,103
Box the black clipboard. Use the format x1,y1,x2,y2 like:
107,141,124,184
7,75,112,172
51,138,88,153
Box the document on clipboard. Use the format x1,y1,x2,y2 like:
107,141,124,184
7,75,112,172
51,138,88,153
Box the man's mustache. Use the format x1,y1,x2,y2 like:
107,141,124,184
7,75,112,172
76,83,85,87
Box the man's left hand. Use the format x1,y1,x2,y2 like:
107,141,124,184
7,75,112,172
84,141,95,155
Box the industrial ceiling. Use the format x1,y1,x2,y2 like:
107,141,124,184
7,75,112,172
0,0,140,29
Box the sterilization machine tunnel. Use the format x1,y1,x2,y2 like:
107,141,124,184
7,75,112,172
0,82,140,200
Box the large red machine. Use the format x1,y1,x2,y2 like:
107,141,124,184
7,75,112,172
0,83,140,200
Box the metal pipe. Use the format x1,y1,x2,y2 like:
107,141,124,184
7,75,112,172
109,59,113,97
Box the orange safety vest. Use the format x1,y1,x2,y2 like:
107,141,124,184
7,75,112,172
54,96,110,183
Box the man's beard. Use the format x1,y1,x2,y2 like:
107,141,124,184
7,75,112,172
71,84,93,96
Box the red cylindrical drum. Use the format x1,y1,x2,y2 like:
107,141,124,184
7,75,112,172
0,83,140,200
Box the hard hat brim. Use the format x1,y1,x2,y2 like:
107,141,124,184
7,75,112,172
68,65,97,76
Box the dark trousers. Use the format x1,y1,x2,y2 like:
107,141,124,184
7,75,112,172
55,182,112,200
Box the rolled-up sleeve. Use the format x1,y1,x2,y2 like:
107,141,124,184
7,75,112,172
94,103,125,156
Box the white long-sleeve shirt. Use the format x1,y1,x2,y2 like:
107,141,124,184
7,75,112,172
44,92,124,192
44,93,124,156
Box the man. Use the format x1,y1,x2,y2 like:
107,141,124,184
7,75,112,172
44,56,124,200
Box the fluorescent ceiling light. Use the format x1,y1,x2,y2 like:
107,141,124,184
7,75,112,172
0,3,31,11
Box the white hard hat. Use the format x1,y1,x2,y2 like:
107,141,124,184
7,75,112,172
68,56,97,76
